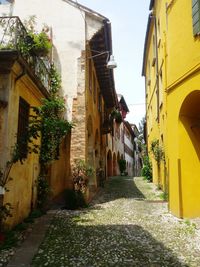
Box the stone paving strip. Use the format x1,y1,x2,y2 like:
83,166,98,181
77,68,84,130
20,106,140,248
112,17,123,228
28,177,200,267
1,176,200,267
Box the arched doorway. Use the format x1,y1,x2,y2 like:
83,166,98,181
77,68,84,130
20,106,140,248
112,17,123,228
178,90,200,217
113,152,117,176
107,150,113,177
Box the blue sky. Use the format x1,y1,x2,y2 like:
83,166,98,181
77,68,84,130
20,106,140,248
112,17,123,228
79,0,150,126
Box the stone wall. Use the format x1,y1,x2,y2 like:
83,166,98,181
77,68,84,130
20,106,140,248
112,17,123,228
70,52,86,164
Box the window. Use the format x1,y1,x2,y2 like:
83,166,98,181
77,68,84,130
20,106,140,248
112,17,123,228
192,0,200,35
17,97,30,159
152,35,156,66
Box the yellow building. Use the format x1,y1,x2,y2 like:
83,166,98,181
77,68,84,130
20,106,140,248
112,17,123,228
143,0,200,218
0,17,71,228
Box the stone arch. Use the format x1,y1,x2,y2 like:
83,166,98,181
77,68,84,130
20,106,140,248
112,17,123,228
113,152,117,176
178,90,200,217
107,150,113,177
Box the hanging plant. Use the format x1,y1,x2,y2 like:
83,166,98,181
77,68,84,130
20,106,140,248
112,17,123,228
21,16,52,57
110,109,123,124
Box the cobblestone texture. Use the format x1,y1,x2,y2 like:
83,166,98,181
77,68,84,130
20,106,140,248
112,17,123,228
30,176,200,267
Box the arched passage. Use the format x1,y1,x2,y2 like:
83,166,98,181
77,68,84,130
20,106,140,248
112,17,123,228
113,152,117,176
178,90,200,217
107,150,113,177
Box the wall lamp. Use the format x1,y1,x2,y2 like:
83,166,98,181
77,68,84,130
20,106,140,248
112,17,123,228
88,50,117,69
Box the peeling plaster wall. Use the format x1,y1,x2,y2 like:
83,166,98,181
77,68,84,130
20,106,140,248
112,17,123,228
0,0,104,122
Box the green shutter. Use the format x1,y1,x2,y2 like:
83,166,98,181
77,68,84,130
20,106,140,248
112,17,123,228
192,0,200,35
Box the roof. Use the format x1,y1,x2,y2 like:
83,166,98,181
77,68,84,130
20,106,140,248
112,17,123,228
149,0,155,10
117,94,129,112
89,21,118,108
124,121,135,137
63,0,118,108
63,0,108,21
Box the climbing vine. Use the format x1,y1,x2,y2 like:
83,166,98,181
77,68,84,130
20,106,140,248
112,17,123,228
150,139,165,164
28,64,73,208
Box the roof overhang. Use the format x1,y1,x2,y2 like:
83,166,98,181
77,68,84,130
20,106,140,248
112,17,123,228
142,14,154,76
149,0,155,10
89,20,118,108
118,94,129,112
124,121,135,137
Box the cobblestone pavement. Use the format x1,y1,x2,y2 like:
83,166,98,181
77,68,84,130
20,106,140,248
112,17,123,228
30,176,200,267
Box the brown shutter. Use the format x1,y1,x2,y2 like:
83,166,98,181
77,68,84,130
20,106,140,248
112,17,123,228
17,97,30,159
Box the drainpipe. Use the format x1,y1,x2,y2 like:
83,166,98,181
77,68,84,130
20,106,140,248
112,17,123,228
151,14,160,123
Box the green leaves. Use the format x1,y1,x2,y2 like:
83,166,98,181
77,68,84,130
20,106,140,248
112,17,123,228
28,65,73,165
150,139,165,164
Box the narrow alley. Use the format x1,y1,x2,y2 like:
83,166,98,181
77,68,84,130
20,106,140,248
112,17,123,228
13,176,200,267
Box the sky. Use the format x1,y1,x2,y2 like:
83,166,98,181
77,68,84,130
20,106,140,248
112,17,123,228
78,0,150,127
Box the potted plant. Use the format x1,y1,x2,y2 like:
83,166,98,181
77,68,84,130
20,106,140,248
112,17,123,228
118,159,126,176
64,159,94,209
110,108,123,124
30,31,52,57
22,16,52,57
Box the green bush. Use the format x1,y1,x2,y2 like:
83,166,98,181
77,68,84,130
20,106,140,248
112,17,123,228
64,189,87,210
141,156,152,182
118,159,126,175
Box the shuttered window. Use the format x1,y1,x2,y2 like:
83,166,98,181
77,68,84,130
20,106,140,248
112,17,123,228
192,0,200,35
17,97,30,159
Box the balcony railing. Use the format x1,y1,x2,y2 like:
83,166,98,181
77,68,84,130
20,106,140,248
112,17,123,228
0,16,51,91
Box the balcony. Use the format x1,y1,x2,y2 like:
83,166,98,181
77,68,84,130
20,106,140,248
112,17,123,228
0,16,51,95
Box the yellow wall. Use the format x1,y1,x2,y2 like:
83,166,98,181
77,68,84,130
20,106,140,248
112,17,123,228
144,0,200,217
85,46,105,194
145,0,167,191
1,62,43,227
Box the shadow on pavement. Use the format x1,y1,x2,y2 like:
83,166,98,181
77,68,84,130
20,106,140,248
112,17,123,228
31,216,189,267
91,176,145,205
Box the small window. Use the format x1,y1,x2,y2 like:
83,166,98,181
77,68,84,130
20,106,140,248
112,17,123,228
192,0,200,35
17,97,30,160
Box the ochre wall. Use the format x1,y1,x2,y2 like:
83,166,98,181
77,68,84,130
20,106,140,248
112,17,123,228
1,62,43,228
